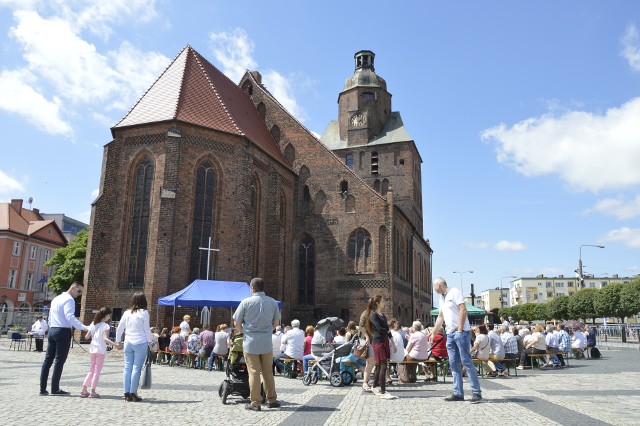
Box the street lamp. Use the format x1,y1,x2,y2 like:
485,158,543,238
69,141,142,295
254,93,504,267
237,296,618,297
500,275,517,309
578,244,604,288
453,270,473,297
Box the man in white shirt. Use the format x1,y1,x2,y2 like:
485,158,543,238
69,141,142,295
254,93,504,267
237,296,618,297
39,282,88,396
275,320,305,377
430,277,482,404
30,314,49,352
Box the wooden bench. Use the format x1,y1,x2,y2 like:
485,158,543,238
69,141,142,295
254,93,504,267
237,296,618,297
421,359,448,382
280,358,303,378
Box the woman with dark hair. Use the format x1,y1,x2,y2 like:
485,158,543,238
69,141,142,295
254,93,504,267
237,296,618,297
115,292,153,402
366,295,397,399
157,327,170,364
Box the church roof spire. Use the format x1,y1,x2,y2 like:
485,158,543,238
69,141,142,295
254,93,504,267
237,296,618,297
113,45,286,164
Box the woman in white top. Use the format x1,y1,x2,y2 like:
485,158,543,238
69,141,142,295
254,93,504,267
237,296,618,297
115,292,153,402
213,324,230,356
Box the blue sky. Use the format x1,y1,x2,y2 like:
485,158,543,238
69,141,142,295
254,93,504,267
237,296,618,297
1,1,639,296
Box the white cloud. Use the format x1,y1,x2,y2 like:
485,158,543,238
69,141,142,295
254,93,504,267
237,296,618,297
209,28,257,83
588,195,640,220
494,240,527,251
463,240,526,251
91,188,99,198
621,23,640,71
482,97,640,192
0,69,72,135
0,169,26,195
602,227,640,248
263,70,306,121
209,28,307,121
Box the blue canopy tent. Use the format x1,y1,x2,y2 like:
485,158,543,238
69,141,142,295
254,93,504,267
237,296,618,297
158,280,282,326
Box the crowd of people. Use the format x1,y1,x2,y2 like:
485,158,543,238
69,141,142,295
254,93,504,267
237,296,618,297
35,277,600,408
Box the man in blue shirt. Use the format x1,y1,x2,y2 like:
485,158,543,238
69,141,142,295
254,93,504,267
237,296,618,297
233,277,281,411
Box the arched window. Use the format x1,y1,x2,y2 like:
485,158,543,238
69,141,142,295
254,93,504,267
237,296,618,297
241,80,253,95
345,154,354,170
378,226,386,273
257,102,266,119
340,180,348,194
127,157,153,288
373,179,381,193
314,190,327,214
347,228,372,273
303,185,312,214
270,125,280,143
381,178,389,196
298,234,315,305
345,195,355,213
284,144,295,165
189,161,216,282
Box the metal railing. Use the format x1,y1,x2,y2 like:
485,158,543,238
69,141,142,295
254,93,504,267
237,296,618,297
596,324,640,347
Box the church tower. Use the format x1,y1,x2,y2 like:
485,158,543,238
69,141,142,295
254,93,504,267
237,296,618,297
321,50,424,235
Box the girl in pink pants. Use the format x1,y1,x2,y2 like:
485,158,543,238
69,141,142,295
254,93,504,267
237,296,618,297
81,307,117,398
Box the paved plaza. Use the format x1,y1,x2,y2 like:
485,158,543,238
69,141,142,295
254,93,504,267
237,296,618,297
1,339,639,425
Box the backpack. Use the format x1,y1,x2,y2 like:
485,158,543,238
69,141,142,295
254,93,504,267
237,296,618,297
590,347,601,358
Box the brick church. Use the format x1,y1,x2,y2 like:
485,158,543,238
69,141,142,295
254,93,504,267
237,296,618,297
82,46,432,328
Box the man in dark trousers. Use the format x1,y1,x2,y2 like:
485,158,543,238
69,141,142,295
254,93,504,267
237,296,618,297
39,282,88,396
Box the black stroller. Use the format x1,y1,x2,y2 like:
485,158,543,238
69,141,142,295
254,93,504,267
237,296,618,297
218,333,265,404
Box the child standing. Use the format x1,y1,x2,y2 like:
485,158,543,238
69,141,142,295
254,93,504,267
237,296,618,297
81,307,117,398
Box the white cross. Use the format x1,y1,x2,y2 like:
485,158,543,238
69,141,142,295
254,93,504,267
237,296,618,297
199,237,220,280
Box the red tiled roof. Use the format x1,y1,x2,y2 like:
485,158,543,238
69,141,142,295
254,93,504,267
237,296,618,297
114,45,287,165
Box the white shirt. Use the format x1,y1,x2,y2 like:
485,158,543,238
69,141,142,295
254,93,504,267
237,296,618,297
214,331,229,355
116,309,152,345
439,287,469,334
48,292,87,330
31,319,48,336
88,322,111,354
180,320,191,337
333,335,346,344
281,327,305,359
390,330,406,363
488,330,505,358
272,332,283,357
572,331,587,349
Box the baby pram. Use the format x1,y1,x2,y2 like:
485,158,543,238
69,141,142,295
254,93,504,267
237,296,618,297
302,317,356,387
218,333,265,404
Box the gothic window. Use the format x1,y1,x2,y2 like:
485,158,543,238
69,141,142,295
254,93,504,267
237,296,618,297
314,190,327,214
345,154,354,170
284,144,295,165
298,234,315,305
257,102,266,119
127,157,153,288
340,180,348,194
345,195,355,213
241,80,253,95
189,161,216,282
347,228,372,273
373,179,381,193
381,179,389,196
303,185,311,214
270,125,281,143
378,226,386,273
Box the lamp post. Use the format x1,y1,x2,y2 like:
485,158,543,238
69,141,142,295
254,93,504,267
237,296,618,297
453,270,473,297
578,245,604,288
500,275,517,309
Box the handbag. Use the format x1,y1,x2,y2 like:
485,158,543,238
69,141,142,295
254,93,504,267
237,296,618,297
353,339,370,359
140,349,152,389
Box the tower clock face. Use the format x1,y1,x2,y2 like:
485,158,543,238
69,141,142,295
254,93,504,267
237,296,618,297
350,113,367,127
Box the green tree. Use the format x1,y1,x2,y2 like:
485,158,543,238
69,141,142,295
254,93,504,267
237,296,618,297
508,305,520,322
534,303,550,321
619,279,640,319
594,283,623,319
568,288,599,322
548,295,570,321
518,303,537,322
44,228,88,294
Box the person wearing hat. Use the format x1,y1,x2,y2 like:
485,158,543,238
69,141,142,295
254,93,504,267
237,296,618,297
31,314,49,352
180,315,192,338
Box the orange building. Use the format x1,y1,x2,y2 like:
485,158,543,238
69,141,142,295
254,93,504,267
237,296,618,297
0,199,66,331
